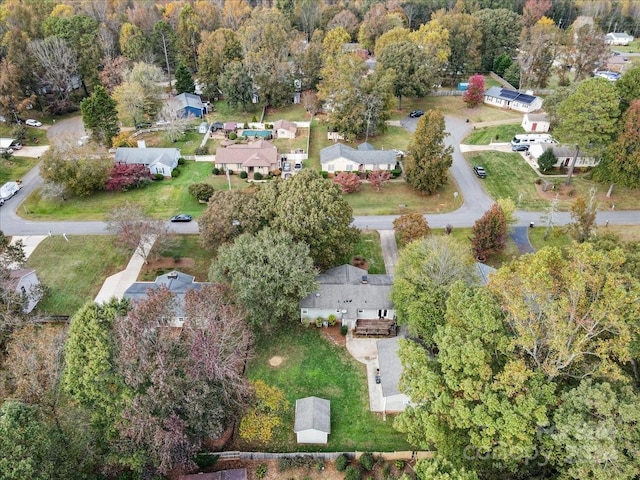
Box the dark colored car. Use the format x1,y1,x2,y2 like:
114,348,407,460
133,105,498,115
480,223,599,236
135,122,152,130
512,143,530,152
409,110,425,118
473,165,487,178
170,214,192,222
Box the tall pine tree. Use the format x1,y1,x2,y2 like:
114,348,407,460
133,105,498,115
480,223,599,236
174,62,195,95
80,85,119,147
405,109,453,194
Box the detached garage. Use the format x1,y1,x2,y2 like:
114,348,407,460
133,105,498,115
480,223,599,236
294,396,330,444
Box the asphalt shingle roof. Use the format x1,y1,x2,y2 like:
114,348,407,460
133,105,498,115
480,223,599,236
294,396,330,433
320,143,397,166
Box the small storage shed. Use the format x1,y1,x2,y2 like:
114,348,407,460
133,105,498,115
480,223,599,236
294,396,330,444
198,122,209,134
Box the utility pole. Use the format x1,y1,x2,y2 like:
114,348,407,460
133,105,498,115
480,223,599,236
565,144,580,186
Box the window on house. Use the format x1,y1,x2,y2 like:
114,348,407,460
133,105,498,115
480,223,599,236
237,163,242,169
328,165,335,172
346,164,353,171
301,309,308,314
358,309,364,313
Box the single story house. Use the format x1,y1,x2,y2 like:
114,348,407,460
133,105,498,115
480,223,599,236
178,469,247,480
377,336,411,412
273,119,297,139
605,32,634,45
294,396,330,444
484,86,543,113
320,143,397,173
8,268,42,313
300,265,394,330
603,54,628,73
170,92,206,118
123,271,210,327
529,144,598,168
114,147,180,176
214,139,279,176
521,113,550,133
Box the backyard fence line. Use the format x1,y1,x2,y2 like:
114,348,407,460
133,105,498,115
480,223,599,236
429,90,464,96
204,451,434,461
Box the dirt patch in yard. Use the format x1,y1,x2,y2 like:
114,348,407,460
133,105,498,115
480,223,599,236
268,355,283,367
320,325,347,347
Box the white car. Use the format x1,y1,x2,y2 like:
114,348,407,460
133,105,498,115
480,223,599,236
25,119,42,127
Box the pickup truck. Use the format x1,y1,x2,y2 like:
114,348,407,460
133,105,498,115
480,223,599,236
0,181,22,205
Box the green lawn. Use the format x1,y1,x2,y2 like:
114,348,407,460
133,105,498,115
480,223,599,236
242,326,413,452
394,94,524,122
346,231,386,274
27,236,131,316
135,129,204,155
140,234,213,282
0,157,40,184
263,104,311,122
21,161,249,221
463,124,525,145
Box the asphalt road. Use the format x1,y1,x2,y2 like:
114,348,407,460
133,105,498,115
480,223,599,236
0,114,638,236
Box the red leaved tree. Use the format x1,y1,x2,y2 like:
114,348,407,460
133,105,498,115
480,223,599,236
368,169,391,192
471,203,507,259
463,74,485,108
333,172,362,193
105,164,153,191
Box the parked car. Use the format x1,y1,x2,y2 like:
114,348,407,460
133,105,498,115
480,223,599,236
409,110,425,118
512,143,530,152
170,214,192,222
283,162,291,172
294,162,302,172
25,119,42,127
11,143,22,150
135,122,152,130
0,148,14,155
473,165,487,178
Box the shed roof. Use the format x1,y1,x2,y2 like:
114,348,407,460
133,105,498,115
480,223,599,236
114,148,180,168
320,143,397,166
294,397,330,434
484,86,540,105
273,119,297,133
523,113,549,122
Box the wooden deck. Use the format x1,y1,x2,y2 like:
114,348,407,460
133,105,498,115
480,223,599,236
354,318,397,337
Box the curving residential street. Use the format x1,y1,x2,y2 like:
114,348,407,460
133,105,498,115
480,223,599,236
0,115,638,236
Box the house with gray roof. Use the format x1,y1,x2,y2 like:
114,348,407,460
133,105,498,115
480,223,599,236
605,32,634,46
299,265,394,329
320,143,397,173
123,271,210,327
114,147,180,176
294,396,330,444
484,86,543,113
528,144,598,169
170,92,206,118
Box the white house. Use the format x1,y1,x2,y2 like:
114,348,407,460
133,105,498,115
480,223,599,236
529,144,598,168
114,147,181,176
299,265,394,330
294,396,330,444
320,143,397,173
605,32,634,46
272,119,297,139
8,268,42,313
484,86,543,113
521,113,550,133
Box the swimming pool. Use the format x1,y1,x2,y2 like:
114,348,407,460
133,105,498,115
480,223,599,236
241,130,272,139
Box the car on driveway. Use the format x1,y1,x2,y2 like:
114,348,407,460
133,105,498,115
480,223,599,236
409,110,424,118
282,161,291,172
473,165,487,178
512,143,530,152
25,119,42,127
11,142,22,150
170,214,192,222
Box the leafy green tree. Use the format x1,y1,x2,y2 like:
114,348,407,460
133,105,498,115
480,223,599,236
113,62,165,126
63,300,129,437
174,62,195,94
488,243,640,381
321,27,351,65
415,457,479,480
188,183,214,202
519,18,561,88
80,85,120,147
593,99,640,189
471,203,507,259
492,52,512,76
537,147,556,173
393,213,431,247
197,28,243,98
432,10,481,85
405,109,453,194
357,3,404,51
259,169,359,269
218,60,253,111
119,22,151,63
177,3,201,71
615,66,640,112
377,40,437,109
211,228,317,331
39,146,112,197
549,379,640,480
473,8,522,72
502,61,521,88
392,236,477,346
567,22,608,81
199,188,264,252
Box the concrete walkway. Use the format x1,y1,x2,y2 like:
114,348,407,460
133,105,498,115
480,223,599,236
377,230,399,276
10,235,48,259
94,237,156,304
345,333,385,412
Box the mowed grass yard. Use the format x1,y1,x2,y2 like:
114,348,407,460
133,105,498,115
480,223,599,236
463,124,525,145
0,156,40,184
242,326,413,452
27,236,131,316
21,161,248,221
